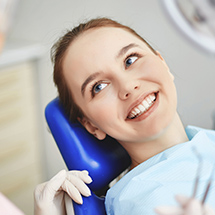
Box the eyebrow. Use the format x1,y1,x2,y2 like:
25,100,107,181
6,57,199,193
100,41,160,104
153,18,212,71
81,72,101,96
81,43,139,97
116,43,140,59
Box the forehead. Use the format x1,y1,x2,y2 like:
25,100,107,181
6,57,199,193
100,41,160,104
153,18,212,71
63,27,150,70
71,27,148,53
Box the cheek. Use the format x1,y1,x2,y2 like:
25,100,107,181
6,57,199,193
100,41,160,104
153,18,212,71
86,87,118,118
136,59,159,81
86,101,116,124
140,58,177,107
142,60,175,93
139,56,168,75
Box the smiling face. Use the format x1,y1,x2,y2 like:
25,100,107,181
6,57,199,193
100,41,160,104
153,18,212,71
63,27,177,146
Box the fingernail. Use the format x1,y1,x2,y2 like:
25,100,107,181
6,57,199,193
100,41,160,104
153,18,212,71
75,196,83,204
82,170,89,175
84,187,91,197
83,175,93,184
86,176,93,184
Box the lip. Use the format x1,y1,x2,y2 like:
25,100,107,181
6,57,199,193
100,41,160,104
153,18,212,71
126,91,159,121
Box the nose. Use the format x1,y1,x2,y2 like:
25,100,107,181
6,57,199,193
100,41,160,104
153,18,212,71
118,80,140,100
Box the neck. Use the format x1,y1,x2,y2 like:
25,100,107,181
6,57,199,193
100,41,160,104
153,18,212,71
122,113,188,169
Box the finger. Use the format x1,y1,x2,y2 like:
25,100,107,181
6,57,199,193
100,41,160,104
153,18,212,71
44,170,67,200
80,170,93,184
69,170,93,184
175,195,190,207
184,199,203,215
203,204,215,215
154,206,183,215
67,173,91,196
61,179,84,204
34,182,47,197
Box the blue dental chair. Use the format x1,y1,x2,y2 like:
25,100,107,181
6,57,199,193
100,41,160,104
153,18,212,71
45,98,131,215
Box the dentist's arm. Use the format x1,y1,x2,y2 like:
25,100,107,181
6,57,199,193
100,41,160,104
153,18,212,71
34,170,92,215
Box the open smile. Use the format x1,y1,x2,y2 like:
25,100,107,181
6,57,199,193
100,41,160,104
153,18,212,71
127,92,158,120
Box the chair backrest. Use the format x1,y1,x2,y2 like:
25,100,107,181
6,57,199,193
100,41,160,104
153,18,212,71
45,98,131,215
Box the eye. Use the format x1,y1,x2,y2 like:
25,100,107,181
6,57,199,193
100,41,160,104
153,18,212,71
125,55,138,68
91,82,108,97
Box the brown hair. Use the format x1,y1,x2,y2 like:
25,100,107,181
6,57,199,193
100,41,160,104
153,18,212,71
51,17,156,122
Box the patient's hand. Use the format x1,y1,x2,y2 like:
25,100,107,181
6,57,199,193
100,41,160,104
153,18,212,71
34,170,92,215
155,195,215,215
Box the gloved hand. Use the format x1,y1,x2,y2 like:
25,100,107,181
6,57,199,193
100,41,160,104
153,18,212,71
34,169,92,215
155,195,215,215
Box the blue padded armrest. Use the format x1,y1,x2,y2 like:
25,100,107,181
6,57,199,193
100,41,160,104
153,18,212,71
45,98,131,191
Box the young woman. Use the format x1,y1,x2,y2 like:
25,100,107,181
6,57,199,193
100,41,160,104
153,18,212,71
34,18,215,215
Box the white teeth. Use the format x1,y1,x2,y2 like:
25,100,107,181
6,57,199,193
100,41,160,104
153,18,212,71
146,97,151,104
134,108,140,114
138,104,146,112
142,100,149,109
127,93,157,119
131,110,136,115
129,113,135,118
149,94,155,101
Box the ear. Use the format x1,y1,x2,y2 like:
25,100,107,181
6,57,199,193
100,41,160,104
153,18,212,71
156,51,174,81
78,117,106,140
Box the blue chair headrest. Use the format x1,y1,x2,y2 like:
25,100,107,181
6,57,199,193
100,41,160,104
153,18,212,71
45,98,131,191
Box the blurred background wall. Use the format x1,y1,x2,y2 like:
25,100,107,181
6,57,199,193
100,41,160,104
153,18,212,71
1,0,215,213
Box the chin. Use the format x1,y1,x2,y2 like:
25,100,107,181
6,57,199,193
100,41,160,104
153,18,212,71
143,113,176,141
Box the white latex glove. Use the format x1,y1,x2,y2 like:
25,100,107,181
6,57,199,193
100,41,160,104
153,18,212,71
34,169,92,215
155,195,215,215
